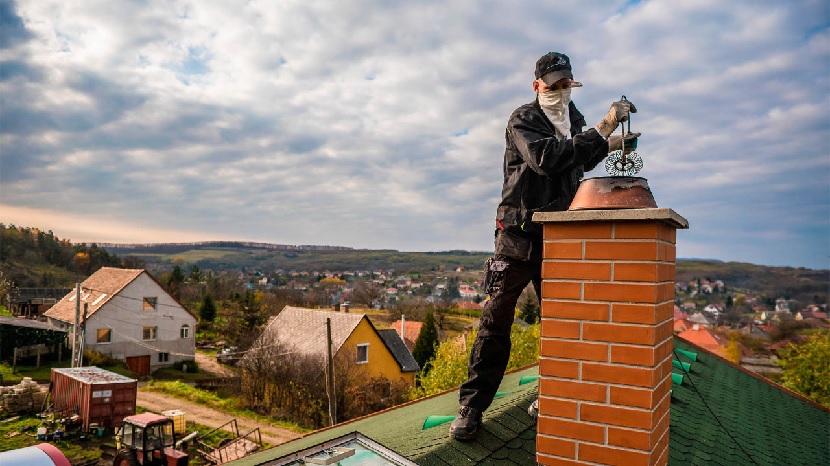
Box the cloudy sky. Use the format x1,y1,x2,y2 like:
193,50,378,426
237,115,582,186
1,0,828,269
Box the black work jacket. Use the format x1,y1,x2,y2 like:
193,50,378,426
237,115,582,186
496,99,608,239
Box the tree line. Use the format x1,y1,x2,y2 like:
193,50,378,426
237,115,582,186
0,224,123,286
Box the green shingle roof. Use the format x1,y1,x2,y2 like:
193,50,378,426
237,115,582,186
234,367,538,466
230,337,830,466
670,338,829,466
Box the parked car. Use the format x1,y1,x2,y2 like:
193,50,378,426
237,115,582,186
216,346,240,365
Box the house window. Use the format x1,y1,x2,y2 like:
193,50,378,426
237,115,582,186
158,352,169,362
356,343,369,364
143,297,157,311
180,324,190,339
143,326,158,341
96,328,112,343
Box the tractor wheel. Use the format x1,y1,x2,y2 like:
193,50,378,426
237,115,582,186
114,449,140,466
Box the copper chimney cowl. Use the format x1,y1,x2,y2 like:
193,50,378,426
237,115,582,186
569,176,657,211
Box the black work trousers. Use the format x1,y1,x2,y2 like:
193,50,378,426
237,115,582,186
458,251,542,412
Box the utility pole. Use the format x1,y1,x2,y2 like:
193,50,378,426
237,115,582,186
325,318,336,426
72,283,80,367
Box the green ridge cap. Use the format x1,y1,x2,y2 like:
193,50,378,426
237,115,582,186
673,360,692,372
518,375,539,385
672,373,684,385
675,348,698,361
422,415,456,430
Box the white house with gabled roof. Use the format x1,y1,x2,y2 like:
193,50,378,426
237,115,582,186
44,267,196,376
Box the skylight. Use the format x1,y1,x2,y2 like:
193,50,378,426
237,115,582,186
269,432,417,466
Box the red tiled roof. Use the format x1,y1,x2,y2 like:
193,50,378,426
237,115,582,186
677,325,727,356
390,320,422,351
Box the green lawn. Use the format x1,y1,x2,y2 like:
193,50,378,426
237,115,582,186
1,359,137,385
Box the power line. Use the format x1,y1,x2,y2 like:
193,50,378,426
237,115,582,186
672,348,760,466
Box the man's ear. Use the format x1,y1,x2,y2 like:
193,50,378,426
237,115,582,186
532,79,541,94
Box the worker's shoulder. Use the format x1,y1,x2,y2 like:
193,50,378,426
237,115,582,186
508,100,543,123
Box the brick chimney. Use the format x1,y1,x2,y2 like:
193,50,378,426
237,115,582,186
532,208,688,466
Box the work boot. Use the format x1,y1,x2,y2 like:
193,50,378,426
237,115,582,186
449,405,482,441
527,398,539,418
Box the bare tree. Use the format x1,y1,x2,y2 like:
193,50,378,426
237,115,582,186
352,280,386,309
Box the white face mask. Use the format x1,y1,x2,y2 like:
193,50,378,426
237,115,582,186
538,88,572,140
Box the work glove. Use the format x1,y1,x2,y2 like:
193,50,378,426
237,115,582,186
595,100,637,138
608,132,641,154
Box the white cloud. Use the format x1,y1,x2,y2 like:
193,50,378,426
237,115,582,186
1,0,827,268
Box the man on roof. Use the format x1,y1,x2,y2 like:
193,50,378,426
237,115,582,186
450,51,639,441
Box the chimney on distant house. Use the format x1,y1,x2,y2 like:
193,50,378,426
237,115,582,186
533,208,688,466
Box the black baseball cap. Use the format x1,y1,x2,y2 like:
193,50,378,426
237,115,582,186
535,52,573,85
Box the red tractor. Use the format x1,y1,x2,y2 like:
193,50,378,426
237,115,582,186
113,413,188,466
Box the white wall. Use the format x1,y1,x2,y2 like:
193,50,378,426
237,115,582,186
85,273,196,370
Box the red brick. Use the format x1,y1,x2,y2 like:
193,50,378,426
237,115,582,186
544,241,583,259
580,403,653,430
542,301,609,321
539,358,580,379
543,260,612,280
542,299,611,322
540,339,608,361
536,435,577,459
584,241,658,261
657,282,674,302
657,243,676,261
657,262,676,282
545,222,613,239
607,426,651,450
582,322,657,345
537,416,605,442
536,453,584,466
611,303,660,324
584,282,659,303
614,262,658,282
579,443,652,466
610,344,659,367
613,221,658,239
541,320,581,339
610,386,656,409
538,396,578,419
542,281,582,300
656,301,675,323
539,378,607,402
657,223,676,243
582,362,659,388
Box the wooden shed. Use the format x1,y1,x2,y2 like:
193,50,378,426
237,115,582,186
50,367,137,430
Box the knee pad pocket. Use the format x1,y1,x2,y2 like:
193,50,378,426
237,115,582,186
484,258,509,295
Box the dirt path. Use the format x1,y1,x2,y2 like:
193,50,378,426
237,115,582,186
194,352,238,378
135,390,301,447
136,352,301,447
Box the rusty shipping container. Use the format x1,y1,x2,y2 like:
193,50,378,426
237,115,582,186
51,367,137,431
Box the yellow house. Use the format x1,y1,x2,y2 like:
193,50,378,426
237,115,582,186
242,306,418,385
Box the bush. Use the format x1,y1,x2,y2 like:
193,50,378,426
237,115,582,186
83,350,119,367
173,359,200,373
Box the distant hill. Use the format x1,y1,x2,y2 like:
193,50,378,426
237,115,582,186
101,241,491,275
2,226,827,307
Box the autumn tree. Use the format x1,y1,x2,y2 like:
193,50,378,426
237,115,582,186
412,323,540,398
777,333,830,407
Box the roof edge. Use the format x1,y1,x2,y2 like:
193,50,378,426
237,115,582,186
675,335,830,413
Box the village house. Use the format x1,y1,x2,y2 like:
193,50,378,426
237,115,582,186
44,267,196,376
241,306,418,386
